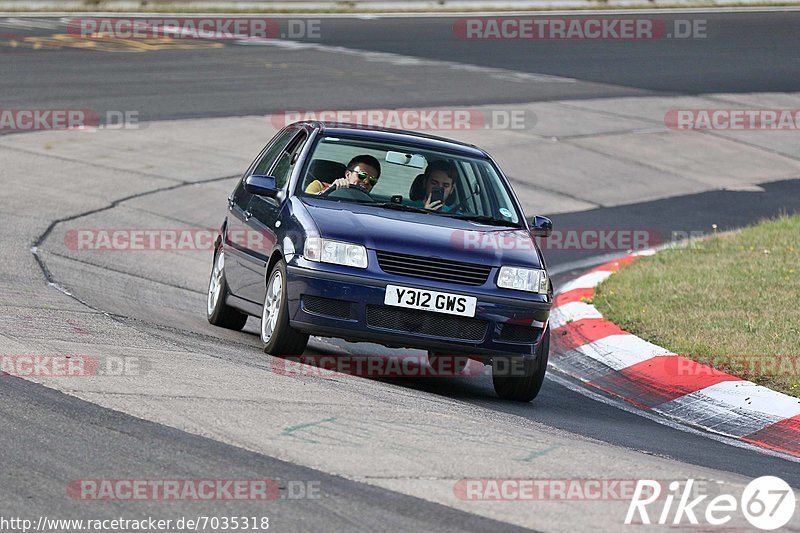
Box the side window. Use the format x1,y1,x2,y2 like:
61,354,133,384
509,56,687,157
477,162,519,223
270,133,308,189
461,161,485,215
232,129,297,209
251,129,297,177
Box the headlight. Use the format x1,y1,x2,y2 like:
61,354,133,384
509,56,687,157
497,266,548,293
303,237,368,269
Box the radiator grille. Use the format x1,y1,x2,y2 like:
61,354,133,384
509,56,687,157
376,250,491,286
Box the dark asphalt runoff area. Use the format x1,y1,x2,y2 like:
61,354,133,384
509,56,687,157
1,10,799,531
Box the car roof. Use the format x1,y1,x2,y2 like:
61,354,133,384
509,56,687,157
293,121,489,159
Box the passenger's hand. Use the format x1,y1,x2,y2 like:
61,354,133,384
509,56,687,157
424,193,442,211
331,178,350,189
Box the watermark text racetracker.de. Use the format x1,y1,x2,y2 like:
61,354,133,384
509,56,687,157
665,354,799,379
64,228,272,252
452,228,660,252
271,108,536,131
454,478,658,501
67,479,320,501
0,516,271,533
269,354,495,378
0,355,144,377
454,17,707,40
0,109,140,132
666,109,800,130
66,17,321,40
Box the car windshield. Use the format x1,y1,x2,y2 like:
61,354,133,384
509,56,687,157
297,135,522,226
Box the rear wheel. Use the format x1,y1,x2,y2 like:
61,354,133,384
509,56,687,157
261,259,309,356
492,327,549,402
206,248,248,331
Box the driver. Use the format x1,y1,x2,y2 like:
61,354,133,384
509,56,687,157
305,155,381,195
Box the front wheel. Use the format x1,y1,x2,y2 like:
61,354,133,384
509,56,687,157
261,259,309,356
492,327,549,402
206,248,248,331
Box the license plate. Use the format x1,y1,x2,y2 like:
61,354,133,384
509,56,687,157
384,285,477,317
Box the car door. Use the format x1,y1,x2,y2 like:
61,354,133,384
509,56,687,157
224,128,297,299
237,130,309,304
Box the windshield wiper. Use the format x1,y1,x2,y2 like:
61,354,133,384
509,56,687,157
373,202,430,214
439,213,520,227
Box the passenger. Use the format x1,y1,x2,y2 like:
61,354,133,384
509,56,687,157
409,159,458,212
305,154,381,194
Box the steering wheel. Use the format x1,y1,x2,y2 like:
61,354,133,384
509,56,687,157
320,184,374,201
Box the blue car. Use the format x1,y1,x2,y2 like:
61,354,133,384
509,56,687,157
206,122,554,401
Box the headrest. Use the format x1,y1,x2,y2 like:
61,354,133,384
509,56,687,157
409,173,426,201
305,159,347,188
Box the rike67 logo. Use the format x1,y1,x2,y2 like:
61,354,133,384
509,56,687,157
626,476,796,530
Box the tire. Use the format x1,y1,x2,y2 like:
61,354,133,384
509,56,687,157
492,327,549,402
261,259,309,356
207,248,248,331
427,351,468,375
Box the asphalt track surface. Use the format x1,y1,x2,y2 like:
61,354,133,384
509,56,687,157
1,11,800,121
2,11,800,531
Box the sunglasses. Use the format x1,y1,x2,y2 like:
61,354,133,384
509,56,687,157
349,169,379,186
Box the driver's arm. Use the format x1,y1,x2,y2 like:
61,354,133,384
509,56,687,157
305,180,329,194
324,178,350,192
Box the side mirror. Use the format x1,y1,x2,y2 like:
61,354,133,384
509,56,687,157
244,175,280,198
530,216,553,238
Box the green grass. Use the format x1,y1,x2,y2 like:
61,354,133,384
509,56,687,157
592,214,800,397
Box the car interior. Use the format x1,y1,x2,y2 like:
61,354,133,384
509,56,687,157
296,137,520,222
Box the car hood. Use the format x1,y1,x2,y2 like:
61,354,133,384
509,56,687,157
302,200,543,269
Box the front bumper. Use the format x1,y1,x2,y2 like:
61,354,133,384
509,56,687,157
285,260,551,360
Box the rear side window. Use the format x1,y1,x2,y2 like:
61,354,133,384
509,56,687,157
270,133,308,189
251,129,297,176
231,129,299,207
